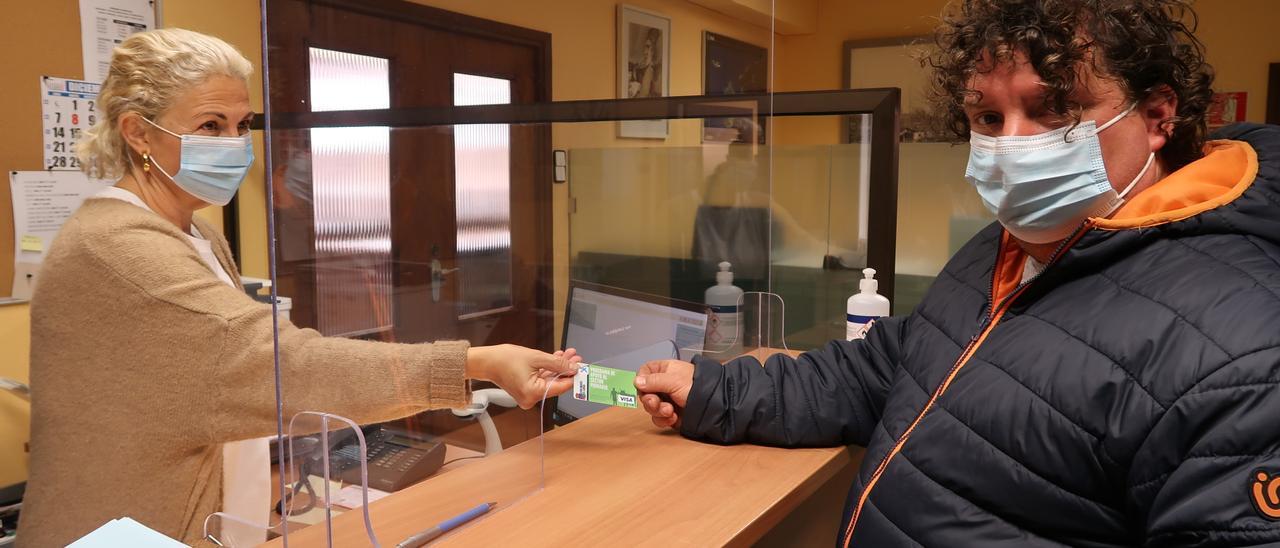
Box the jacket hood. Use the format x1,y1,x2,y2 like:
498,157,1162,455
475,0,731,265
1007,122,1278,306
1096,122,1277,242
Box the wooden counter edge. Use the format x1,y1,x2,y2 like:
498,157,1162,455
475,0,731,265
725,445,855,546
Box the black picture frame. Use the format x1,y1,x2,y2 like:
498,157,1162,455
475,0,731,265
702,31,768,144
617,4,671,139
1267,63,1280,126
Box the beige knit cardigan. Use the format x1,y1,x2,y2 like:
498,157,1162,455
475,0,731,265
18,197,469,546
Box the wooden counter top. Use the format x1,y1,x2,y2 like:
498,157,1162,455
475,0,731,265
264,405,851,547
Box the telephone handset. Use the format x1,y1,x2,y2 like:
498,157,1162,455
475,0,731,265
325,425,448,492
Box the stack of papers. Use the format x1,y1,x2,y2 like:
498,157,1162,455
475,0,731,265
66,517,186,547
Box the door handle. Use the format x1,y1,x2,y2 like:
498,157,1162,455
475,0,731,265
430,259,460,303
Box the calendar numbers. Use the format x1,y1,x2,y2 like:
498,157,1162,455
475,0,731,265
42,77,101,171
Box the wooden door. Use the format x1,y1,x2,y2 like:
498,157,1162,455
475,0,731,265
265,0,553,352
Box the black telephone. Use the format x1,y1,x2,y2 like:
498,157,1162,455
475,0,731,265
324,425,448,492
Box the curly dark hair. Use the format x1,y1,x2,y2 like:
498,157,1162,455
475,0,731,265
928,0,1215,172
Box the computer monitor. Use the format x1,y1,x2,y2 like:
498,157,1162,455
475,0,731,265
555,281,709,422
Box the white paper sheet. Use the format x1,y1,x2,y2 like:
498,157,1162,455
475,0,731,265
41,76,101,171
66,517,186,548
79,0,155,84
9,171,110,298
333,484,391,509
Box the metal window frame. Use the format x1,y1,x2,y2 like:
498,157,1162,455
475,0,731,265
250,87,902,306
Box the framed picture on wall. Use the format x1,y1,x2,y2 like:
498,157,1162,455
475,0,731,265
1269,63,1280,125
702,31,768,144
1206,91,1248,129
843,37,952,143
617,4,670,139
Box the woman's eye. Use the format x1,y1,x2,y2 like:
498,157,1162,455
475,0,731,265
237,122,251,135
200,120,220,132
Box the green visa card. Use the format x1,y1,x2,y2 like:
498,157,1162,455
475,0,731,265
572,364,638,408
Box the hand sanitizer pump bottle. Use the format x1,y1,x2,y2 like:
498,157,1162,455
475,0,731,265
706,261,744,355
847,268,890,340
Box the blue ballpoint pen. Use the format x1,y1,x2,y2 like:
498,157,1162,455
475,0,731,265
396,502,496,548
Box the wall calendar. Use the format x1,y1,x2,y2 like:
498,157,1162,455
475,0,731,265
42,76,101,171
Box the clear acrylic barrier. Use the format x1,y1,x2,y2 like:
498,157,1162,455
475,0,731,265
266,123,553,547
203,414,378,547
260,107,891,542
279,413,380,545
697,291,793,363
567,116,884,353
738,292,792,357
258,1,895,544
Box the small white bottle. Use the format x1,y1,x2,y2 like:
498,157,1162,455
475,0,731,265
705,261,745,356
847,268,891,340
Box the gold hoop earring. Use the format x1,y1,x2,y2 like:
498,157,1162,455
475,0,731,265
142,152,151,173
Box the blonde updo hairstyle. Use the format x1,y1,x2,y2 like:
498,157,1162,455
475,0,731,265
77,28,254,179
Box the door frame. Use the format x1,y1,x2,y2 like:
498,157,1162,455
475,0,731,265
263,0,555,350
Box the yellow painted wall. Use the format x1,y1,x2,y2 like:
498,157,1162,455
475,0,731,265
0,303,31,488
770,0,947,146
1191,0,1280,124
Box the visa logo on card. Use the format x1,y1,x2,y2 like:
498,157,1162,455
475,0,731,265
572,364,639,409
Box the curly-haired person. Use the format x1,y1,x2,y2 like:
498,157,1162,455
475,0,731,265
634,1,1280,546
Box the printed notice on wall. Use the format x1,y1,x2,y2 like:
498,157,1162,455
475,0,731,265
79,0,155,84
42,76,101,171
9,171,110,299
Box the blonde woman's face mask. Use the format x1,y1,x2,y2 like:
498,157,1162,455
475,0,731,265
142,75,254,205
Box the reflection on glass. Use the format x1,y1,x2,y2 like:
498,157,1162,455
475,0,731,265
453,73,513,319
308,47,393,337
894,141,989,313
565,120,870,350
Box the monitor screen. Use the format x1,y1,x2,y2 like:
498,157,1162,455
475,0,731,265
556,282,708,421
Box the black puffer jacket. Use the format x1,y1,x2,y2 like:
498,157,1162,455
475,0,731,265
681,123,1280,547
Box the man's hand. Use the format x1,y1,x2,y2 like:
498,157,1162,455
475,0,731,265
635,359,695,429
466,345,582,408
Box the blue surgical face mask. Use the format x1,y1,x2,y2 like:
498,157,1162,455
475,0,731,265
965,104,1156,244
144,118,254,206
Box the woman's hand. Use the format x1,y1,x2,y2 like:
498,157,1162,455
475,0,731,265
465,345,583,409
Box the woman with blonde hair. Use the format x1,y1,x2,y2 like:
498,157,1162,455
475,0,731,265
19,28,578,546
